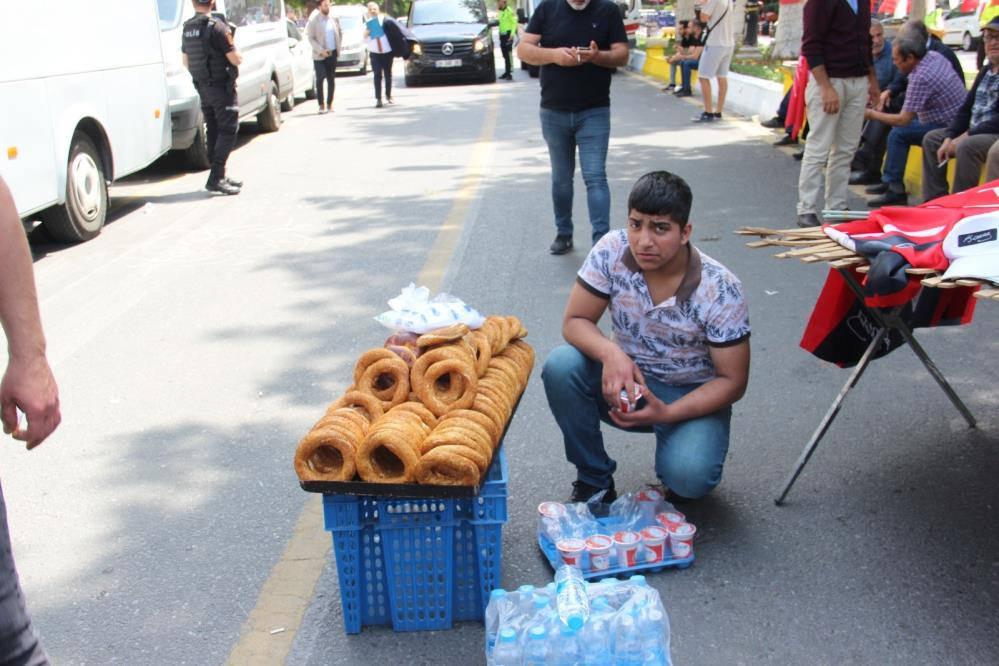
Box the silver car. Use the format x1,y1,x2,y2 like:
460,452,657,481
331,5,371,74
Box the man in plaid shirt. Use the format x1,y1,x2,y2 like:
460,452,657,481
862,31,966,206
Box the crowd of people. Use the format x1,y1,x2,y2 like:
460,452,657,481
754,11,999,226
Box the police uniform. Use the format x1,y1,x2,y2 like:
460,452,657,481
182,6,241,194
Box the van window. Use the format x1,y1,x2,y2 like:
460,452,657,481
157,0,183,30
338,14,362,30
411,0,487,25
227,0,283,27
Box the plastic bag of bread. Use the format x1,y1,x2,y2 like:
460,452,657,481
374,283,485,334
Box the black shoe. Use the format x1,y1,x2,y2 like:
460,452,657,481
662,83,676,92
375,100,383,108
865,182,889,195
711,112,722,120
223,176,243,189
692,111,715,123
760,116,784,129
673,88,693,97
867,190,908,207
501,73,513,80
796,213,822,228
570,479,617,504
793,150,804,161
774,134,798,147
206,179,240,195
386,96,394,104
849,171,879,185
549,235,573,255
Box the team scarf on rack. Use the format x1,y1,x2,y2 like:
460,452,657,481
798,182,996,366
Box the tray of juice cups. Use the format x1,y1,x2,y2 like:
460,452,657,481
536,499,695,579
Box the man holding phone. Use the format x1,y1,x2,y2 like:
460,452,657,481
517,0,629,255
542,172,751,504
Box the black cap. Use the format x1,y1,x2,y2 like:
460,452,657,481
985,16,999,31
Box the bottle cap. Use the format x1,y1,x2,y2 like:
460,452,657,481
529,625,547,639
489,589,507,600
518,584,535,593
562,620,581,633
533,595,548,609
499,627,517,642
629,575,647,586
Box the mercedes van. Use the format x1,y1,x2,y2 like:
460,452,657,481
405,0,498,86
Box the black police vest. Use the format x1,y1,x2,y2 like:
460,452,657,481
182,15,232,84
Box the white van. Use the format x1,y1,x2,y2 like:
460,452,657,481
158,0,294,168
331,4,372,74
0,1,170,242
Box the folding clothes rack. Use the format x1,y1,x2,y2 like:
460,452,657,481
736,221,997,505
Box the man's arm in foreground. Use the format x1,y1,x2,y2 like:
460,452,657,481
0,177,60,449
562,283,645,409
611,340,750,428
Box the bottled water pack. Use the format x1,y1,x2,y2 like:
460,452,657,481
485,565,671,665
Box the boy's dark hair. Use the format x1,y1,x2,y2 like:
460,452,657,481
627,171,692,226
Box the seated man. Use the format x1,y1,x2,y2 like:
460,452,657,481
862,33,966,206
664,21,691,92
541,171,751,503
849,18,900,184
673,21,704,98
923,17,999,201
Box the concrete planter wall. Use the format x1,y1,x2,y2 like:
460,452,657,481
720,72,784,120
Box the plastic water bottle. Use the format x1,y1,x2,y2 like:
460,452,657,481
485,589,508,664
492,627,522,666
553,623,582,665
523,624,550,665
554,565,590,631
581,616,612,665
614,614,643,666
639,608,668,665
517,584,536,615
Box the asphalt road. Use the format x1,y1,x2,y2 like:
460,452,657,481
4,58,998,665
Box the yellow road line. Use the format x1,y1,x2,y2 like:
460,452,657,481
225,94,500,665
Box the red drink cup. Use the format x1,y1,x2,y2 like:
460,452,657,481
585,534,614,571
613,530,642,568
640,525,668,563
538,502,567,520
667,522,696,559
556,538,586,567
656,510,686,531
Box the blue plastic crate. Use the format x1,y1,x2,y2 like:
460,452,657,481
322,449,508,633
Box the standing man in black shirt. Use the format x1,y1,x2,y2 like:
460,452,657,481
182,0,244,195
517,0,629,255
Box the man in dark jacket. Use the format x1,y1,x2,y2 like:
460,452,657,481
795,0,880,227
921,17,999,201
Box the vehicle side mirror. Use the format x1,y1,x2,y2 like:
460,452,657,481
488,19,499,27
517,8,527,23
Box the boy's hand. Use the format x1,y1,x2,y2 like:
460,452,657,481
600,348,644,410
608,386,671,428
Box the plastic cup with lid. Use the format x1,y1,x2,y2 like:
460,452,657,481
556,538,587,567
585,534,614,571
667,522,696,559
613,530,642,568
639,525,668,563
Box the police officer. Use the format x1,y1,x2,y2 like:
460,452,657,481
182,0,244,195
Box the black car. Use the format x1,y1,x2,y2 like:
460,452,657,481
405,0,498,85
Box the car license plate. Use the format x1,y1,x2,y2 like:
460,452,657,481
435,59,462,68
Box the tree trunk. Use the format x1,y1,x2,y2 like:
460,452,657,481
910,0,927,22
677,0,695,23
773,0,804,59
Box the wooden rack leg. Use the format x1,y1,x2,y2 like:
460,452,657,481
774,327,887,506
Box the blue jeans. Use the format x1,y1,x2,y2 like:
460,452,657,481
0,481,49,666
882,119,943,185
539,106,611,244
680,60,698,91
542,345,732,499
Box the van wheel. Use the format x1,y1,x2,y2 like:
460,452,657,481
482,61,497,83
257,82,282,132
280,87,296,111
962,31,975,51
41,132,108,243
184,113,211,170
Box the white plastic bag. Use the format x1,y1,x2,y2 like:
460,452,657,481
374,283,486,334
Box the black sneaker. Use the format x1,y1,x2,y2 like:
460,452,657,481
692,111,715,123
760,115,783,129
570,480,617,504
223,176,243,189
206,179,240,195
865,182,889,195
711,112,722,120
549,235,573,255
375,99,383,108
673,88,692,97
